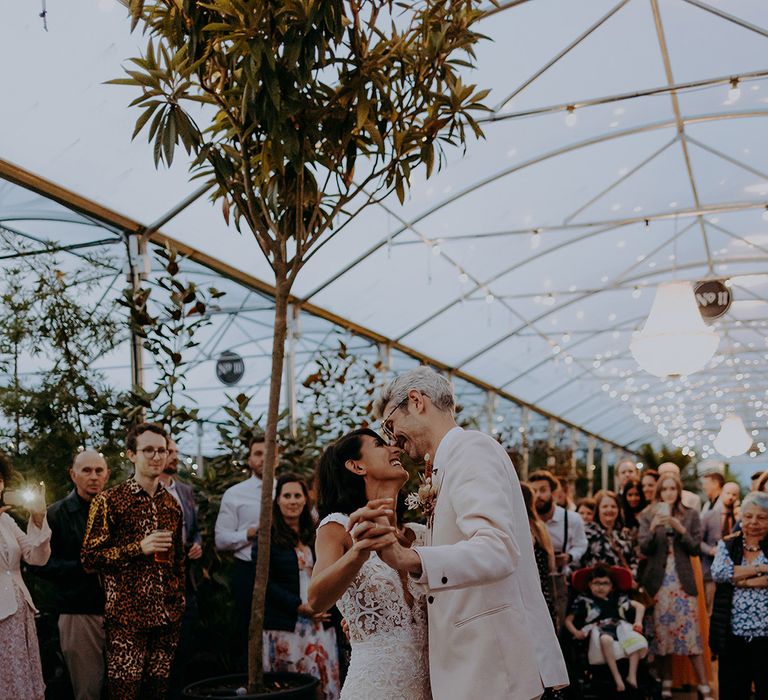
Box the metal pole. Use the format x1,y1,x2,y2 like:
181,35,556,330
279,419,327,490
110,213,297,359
569,428,578,481
519,408,530,482
127,233,147,398
601,443,609,493
486,391,497,435
587,436,596,496
196,420,205,477
547,417,557,470
283,304,299,438
613,447,624,491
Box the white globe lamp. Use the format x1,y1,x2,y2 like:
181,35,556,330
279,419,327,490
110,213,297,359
713,414,753,458
630,280,720,378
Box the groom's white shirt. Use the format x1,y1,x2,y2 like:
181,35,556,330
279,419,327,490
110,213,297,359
414,427,569,700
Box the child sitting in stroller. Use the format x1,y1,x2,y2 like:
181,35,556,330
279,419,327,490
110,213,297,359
565,563,648,693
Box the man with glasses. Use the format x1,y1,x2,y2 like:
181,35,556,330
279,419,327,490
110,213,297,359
358,366,568,700
82,423,185,700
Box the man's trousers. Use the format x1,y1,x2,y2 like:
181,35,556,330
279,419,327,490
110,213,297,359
105,620,181,700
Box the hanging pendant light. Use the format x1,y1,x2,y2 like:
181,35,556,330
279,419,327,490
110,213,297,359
630,280,720,378
714,414,753,458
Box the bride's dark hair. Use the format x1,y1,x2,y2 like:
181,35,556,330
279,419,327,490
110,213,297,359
316,428,380,519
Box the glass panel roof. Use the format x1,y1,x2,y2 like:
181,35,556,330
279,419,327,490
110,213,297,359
3,0,768,476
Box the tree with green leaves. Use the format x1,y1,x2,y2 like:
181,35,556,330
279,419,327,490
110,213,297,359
118,0,490,689
118,245,223,438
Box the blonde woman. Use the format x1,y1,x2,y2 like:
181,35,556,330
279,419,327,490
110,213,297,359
637,473,711,700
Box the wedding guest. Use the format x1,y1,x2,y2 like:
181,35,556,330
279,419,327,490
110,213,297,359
658,462,701,511
576,497,596,525
0,452,50,700
640,469,660,504
620,479,647,534
554,477,576,512
565,564,646,692
710,491,768,700
530,471,588,571
581,490,636,575
529,470,588,627
700,470,724,513
701,481,740,614
82,423,185,700
750,470,765,492
255,473,340,700
29,450,109,700
215,435,275,661
756,470,768,493
614,458,639,496
159,439,202,700
638,473,711,700
521,483,557,625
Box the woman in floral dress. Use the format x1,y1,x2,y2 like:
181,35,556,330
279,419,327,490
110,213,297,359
638,474,712,700
581,490,637,576
255,473,340,700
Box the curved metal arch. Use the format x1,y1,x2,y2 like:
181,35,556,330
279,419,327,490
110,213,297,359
453,219,699,369
302,109,768,302
500,313,647,390
493,0,632,113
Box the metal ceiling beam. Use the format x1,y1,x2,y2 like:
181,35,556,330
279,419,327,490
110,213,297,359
452,220,698,369
302,109,768,301
482,71,768,123
680,0,768,39
395,199,768,244
686,136,768,182
563,136,678,225
650,0,713,274
494,0,632,112
0,160,637,453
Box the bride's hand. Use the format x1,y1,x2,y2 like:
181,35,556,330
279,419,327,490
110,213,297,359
347,498,395,535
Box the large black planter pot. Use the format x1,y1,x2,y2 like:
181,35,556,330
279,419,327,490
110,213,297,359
182,673,319,699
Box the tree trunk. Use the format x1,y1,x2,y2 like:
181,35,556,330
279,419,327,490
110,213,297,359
247,271,291,692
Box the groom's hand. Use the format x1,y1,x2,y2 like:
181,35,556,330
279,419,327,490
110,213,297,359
347,498,395,542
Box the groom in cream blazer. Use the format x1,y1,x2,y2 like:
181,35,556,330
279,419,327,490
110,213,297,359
352,367,568,700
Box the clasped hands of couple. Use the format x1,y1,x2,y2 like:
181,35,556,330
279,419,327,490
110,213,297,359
346,497,423,577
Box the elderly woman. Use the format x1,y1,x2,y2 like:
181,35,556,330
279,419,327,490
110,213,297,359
581,490,636,575
638,473,711,700
0,453,50,700
710,491,768,700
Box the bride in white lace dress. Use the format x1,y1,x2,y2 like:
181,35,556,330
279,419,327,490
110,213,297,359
309,429,430,700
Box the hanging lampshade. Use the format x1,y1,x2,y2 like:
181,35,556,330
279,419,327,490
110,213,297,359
714,414,753,458
630,280,720,378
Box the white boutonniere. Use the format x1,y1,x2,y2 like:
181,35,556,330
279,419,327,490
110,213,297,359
405,453,438,526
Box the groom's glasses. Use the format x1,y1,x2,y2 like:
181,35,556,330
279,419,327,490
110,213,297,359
381,398,408,443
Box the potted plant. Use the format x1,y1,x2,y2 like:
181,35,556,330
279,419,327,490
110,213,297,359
117,0,489,693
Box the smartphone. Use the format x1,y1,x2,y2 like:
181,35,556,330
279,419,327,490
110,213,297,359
657,502,670,517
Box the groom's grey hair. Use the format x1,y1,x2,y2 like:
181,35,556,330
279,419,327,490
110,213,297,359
374,366,455,418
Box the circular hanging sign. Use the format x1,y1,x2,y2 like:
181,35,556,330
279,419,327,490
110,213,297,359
216,351,245,385
694,279,731,321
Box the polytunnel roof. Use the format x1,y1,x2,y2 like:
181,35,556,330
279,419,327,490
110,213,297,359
2,0,768,471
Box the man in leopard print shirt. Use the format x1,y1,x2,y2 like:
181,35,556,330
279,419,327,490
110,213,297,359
82,423,184,699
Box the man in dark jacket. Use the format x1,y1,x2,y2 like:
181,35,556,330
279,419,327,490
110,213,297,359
30,449,110,700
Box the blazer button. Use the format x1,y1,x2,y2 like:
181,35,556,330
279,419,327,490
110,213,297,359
441,576,448,584
428,596,434,604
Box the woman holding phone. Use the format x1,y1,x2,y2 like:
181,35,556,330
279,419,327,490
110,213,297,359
0,452,50,700
637,473,711,700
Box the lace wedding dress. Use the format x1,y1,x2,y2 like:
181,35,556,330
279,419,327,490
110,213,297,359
317,513,431,700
